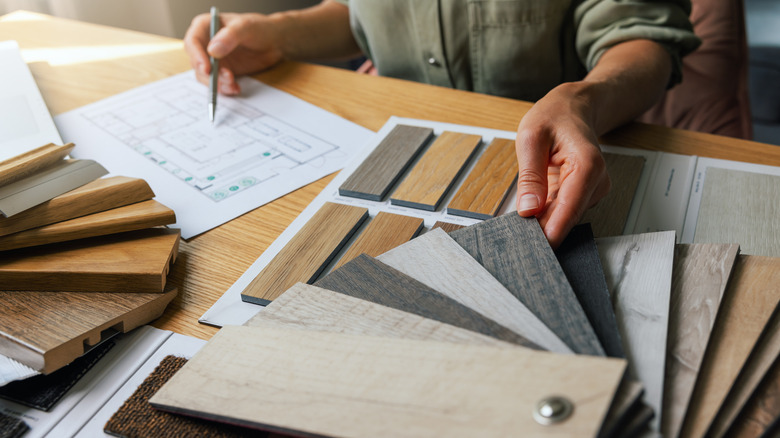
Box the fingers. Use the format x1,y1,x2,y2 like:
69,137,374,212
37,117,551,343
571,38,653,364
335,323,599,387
184,13,212,80
515,127,550,217
184,13,242,94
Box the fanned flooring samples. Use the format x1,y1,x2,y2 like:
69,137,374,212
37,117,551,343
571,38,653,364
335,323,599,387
241,202,368,304
580,153,645,237
333,212,423,269
0,143,73,187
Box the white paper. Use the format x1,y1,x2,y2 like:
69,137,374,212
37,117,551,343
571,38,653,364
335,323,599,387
55,71,373,238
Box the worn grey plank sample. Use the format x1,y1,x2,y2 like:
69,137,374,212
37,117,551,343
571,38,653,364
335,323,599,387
449,213,604,356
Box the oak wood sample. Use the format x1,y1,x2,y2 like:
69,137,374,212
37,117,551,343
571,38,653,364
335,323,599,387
450,213,604,356
338,124,433,201
0,143,74,187
431,221,465,233
728,351,780,437
0,176,155,237
580,153,645,237
390,131,481,211
446,137,517,219
150,326,626,438
241,202,368,305
0,228,180,293
333,211,423,269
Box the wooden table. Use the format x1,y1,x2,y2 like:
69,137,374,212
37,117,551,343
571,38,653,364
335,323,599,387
3,10,779,341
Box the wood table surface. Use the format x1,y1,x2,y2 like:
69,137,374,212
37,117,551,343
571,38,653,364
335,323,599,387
3,10,779,341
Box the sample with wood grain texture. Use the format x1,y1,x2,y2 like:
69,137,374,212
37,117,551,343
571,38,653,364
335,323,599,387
0,143,73,187
727,351,780,437
431,221,465,233
0,412,28,438
580,153,645,237
390,131,481,211
0,228,180,293
450,213,604,356
598,380,645,438
241,202,368,305
150,326,626,438
333,212,423,269
338,124,433,201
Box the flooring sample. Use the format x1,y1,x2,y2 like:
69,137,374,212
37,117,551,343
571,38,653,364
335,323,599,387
617,405,655,438
662,243,739,438
0,176,155,237
596,231,675,431
241,202,368,305
431,221,465,233
450,213,604,356
338,124,433,201
598,380,645,438
680,255,780,438
580,153,645,237
315,254,540,349
150,326,627,438
390,131,481,211
377,228,571,354
333,212,423,269
0,412,28,438
0,228,180,293
555,223,624,358
694,168,780,257
0,142,73,187
446,137,517,219
728,353,780,437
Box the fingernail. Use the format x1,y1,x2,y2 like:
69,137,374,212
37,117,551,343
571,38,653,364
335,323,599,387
209,41,225,57
518,194,539,213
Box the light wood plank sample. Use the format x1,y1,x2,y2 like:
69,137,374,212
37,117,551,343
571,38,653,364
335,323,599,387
150,326,626,438
315,254,540,349
596,230,675,431
0,143,74,187
661,243,739,438
0,228,179,293
728,352,780,437
338,124,433,201
333,212,423,269
390,131,481,211
450,213,604,356
0,286,177,374
431,221,465,233
680,255,780,438
0,199,175,251
580,153,645,237
0,176,155,237
555,223,624,358
241,202,368,305
446,137,517,219
377,228,571,354
694,168,780,257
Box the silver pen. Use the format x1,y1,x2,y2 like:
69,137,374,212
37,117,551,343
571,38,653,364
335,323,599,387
208,6,220,124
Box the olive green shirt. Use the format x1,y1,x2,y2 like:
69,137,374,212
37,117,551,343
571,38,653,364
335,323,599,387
334,0,700,101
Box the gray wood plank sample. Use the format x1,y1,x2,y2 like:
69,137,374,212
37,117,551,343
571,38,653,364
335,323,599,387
449,213,604,356
338,124,433,201
580,153,645,238
315,254,540,349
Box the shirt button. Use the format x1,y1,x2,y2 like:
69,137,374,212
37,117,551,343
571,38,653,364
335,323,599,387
427,57,440,66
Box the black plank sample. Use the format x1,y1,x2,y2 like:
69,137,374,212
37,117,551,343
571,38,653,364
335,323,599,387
0,412,28,438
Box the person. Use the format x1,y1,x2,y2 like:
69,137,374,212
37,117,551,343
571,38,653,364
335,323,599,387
184,0,699,248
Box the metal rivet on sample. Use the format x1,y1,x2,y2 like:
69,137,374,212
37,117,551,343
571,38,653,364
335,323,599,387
427,57,439,66
533,396,573,425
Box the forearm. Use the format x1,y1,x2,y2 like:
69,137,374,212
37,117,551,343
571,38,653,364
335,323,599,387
270,0,361,61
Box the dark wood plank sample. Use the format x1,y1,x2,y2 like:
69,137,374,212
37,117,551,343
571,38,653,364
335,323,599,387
447,137,517,219
333,212,423,269
555,223,624,358
728,351,780,437
449,213,604,356
431,221,465,233
315,254,540,349
241,202,368,305
580,153,645,237
390,131,481,211
338,124,433,201
0,411,28,438
598,380,645,438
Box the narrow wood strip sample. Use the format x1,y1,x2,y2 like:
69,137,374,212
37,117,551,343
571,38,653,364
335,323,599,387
377,228,571,353
694,167,780,257
150,326,626,438
446,137,517,219
390,131,481,211
0,228,180,293
598,380,644,438
0,176,155,237
0,143,74,187
679,255,780,438
450,213,604,356
580,153,645,237
333,212,423,269
431,221,465,233
339,124,433,201
241,202,368,305
315,254,540,349
555,223,624,358
661,243,739,438
727,352,780,437
596,230,675,431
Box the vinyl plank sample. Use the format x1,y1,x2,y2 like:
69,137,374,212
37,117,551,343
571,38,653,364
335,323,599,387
596,230,675,431
694,168,780,257
446,137,517,219
661,243,739,438
241,202,368,305
377,228,571,354
338,124,433,201
150,326,627,438
728,353,780,437
390,131,481,211
315,254,540,349
0,228,180,293
0,412,28,438
679,255,780,438
0,142,73,187
580,153,645,237
555,223,624,358
333,212,423,269
450,213,604,356
431,221,465,233
598,380,645,438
